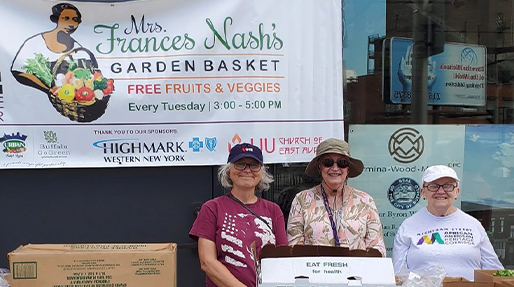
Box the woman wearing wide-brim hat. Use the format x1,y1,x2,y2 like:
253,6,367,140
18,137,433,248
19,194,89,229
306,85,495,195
287,138,386,256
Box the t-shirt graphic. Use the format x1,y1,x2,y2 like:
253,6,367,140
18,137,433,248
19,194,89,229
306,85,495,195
221,212,275,268
416,228,474,245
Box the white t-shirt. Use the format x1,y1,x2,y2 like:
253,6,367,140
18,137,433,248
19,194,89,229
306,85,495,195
392,207,503,280
11,34,59,72
11,33,82,77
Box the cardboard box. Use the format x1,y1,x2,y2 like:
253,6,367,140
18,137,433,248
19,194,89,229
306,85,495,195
257,245,395,287
8,243,176,287
474,270,514,284
443,276,471,286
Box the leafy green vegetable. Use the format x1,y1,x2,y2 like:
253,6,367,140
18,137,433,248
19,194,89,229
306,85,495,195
22,53,52,87
493,269,514,277
73,68,91,80
67,58,77,71
93,78,108,90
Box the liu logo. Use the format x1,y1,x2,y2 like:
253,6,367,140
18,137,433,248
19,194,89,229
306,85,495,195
388,128,424,164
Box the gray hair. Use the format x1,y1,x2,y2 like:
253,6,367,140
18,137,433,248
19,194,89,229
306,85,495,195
218,163,274,192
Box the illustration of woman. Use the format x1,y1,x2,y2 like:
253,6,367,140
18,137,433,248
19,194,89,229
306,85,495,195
11,3,113,122
11,3,83,94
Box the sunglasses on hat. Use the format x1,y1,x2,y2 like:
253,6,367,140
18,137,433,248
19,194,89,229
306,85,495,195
321,158,350,169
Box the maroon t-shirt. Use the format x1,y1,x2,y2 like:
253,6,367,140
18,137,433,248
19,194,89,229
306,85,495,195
189,195,287,287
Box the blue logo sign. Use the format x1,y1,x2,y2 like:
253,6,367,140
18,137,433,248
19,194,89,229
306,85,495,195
205,137,217,151
189,137,203,152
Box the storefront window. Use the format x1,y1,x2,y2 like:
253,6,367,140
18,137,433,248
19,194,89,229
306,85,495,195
271,0,514,269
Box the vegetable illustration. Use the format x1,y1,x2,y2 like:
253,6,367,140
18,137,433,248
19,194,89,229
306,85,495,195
103,79,114,95
64,71,74,84
94,77,108,90
73,67,91,80
75,87,95,102
22,47,115,122
58,84,75,102
22,53,53,87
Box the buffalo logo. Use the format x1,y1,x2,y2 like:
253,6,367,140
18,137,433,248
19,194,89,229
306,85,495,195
205,137,217,152
388,128,424,163
43,130,58,143
388,178,420,210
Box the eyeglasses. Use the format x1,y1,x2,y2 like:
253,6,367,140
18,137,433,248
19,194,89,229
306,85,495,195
321,158,350,169
424,183,457,192
233,162,262,172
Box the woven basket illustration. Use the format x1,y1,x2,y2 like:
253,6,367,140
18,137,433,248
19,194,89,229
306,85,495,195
48,47,113,122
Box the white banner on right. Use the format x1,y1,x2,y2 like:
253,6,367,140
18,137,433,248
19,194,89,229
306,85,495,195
349,124,514,256
350,124,492,256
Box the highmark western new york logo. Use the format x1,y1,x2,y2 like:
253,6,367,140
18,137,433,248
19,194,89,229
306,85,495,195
388,128,424,164
92,138,186,164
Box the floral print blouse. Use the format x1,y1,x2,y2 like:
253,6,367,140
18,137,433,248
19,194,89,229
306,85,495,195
287,185,386,256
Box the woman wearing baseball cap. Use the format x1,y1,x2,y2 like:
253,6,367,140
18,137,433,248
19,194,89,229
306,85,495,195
189,143,287,287
392,165,503,281
287,138,386,256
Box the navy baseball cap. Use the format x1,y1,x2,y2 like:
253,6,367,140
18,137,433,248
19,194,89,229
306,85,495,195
227,143,263,164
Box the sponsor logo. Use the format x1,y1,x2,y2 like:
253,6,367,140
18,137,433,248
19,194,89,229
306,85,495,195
205,137,217,151
1,132,27,154
417,233,444,245
93,139,185,154
228,133,276,153
189,137,203,152
37,131,71,159
38,131,70,159
92,138,186,164
388,178,420,210
43,130,57,143
388,128,424,163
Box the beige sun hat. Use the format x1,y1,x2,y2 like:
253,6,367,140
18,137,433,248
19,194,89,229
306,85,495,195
305,138,364,178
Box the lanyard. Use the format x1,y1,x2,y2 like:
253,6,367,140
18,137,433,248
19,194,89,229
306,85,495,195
320,184,340,247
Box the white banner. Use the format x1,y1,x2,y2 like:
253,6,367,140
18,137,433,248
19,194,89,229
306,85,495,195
348,125,466,256
0,0,343,168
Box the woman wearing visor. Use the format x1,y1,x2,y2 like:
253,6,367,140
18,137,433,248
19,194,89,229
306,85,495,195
286,138,386,256
392,165,503,280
